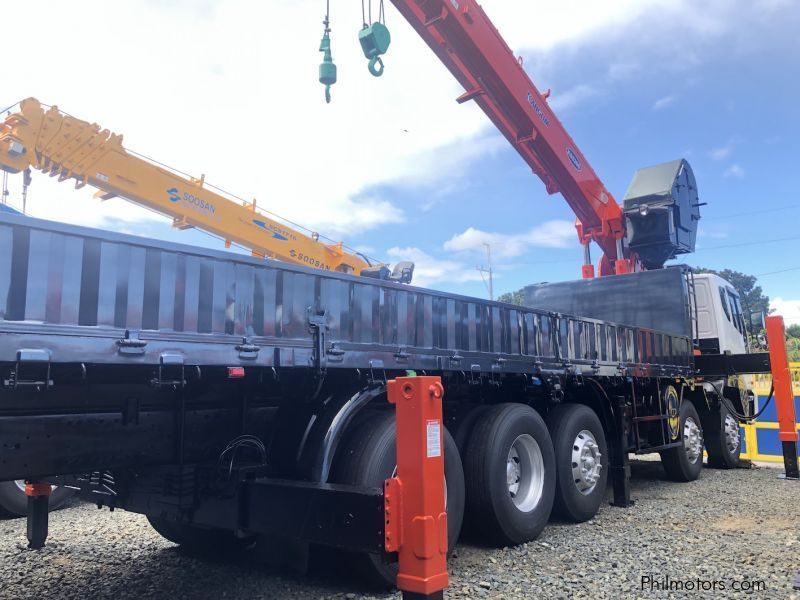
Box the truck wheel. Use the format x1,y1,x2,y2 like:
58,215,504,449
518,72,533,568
332,411,465,589
546,404,608,522
705,402,741,469
660,400,704,482
452,404,489,458
464,403,555,546
146,515,254,555
0,481,75,518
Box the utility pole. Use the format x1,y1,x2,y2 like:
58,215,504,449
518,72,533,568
477,243,494,301
1,171,8,207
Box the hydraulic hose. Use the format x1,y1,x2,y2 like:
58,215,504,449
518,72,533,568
710,380,773,423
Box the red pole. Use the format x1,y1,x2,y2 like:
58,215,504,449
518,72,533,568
765,315,799,479
386,376,449,600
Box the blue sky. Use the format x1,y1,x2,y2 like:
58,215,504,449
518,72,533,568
355,1,800,299
355,0,800,319
3,1,799,320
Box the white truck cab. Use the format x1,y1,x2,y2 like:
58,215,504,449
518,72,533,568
693,273,754,434
693,273,749,355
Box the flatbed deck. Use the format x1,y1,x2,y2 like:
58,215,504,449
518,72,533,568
0,212,692,379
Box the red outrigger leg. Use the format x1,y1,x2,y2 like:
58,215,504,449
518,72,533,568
386,376,449,600
766,315,799,479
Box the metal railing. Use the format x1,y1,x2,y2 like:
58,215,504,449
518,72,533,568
751,362,800,394
741,362,800,463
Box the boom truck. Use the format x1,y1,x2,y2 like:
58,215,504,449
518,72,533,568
0,1,797,597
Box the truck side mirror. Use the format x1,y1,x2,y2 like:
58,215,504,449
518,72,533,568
750,311,766,331
757,332,767,349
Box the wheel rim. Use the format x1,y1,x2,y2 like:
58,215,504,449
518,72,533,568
506,434,544,512
724,413,740,454
571,429,602,495
683,417,703,464
15,480,59,493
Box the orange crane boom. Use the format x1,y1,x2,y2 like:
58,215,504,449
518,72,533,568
386,0,699,277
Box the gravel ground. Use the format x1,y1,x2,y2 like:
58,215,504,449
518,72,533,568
1,461,798,600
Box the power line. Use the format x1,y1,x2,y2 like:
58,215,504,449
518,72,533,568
516,258,575,266
755,266,800,277
694,234,800,252
711,204,798,221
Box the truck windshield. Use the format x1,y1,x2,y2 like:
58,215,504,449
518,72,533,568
728,290,744,334
718,287,731,321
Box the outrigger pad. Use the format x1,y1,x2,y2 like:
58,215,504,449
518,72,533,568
623,158,700,269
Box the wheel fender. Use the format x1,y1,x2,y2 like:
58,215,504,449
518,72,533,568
301,385,386,482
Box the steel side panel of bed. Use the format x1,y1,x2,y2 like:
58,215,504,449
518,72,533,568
0,214,692,378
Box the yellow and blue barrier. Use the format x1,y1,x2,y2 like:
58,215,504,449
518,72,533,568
740,362,800,463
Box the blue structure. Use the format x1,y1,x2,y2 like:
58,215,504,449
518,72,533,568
0,204,21,215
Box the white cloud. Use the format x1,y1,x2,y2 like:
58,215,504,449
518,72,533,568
709,146,733,161
771,298,800,326
489,1,681,52
549,85,602,113
0,0,690,246
652,95,676,110
312,195,404,238
386,131,507,191
351,244,376,255
386,246,484,288
0,0,785,274
724,164,746,178
444,221,576,259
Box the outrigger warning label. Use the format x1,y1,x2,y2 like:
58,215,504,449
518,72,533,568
427,419,442,458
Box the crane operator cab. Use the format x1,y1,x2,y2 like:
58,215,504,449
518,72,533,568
623,159,701,270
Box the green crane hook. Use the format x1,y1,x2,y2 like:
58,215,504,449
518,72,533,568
319,18,337,103
358,21,391,77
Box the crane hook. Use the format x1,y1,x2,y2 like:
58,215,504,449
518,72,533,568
359,22,391,78
319,16,337,103
368,56,385,77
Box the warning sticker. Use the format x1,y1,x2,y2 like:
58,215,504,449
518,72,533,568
426,419,442,458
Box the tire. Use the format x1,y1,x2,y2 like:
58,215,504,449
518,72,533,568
705,401,742,469
546,404,608,522
452,405,489,458
147,515,254,555
0,481,75,518
463,403,555,546
331,411,465,589
660,400,704,482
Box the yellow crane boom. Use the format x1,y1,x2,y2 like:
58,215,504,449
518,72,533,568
0,98,413,282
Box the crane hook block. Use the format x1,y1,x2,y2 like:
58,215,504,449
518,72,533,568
319,31,337,103
359,22,391,77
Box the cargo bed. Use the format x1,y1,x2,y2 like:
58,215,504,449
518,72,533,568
0,212,692,379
